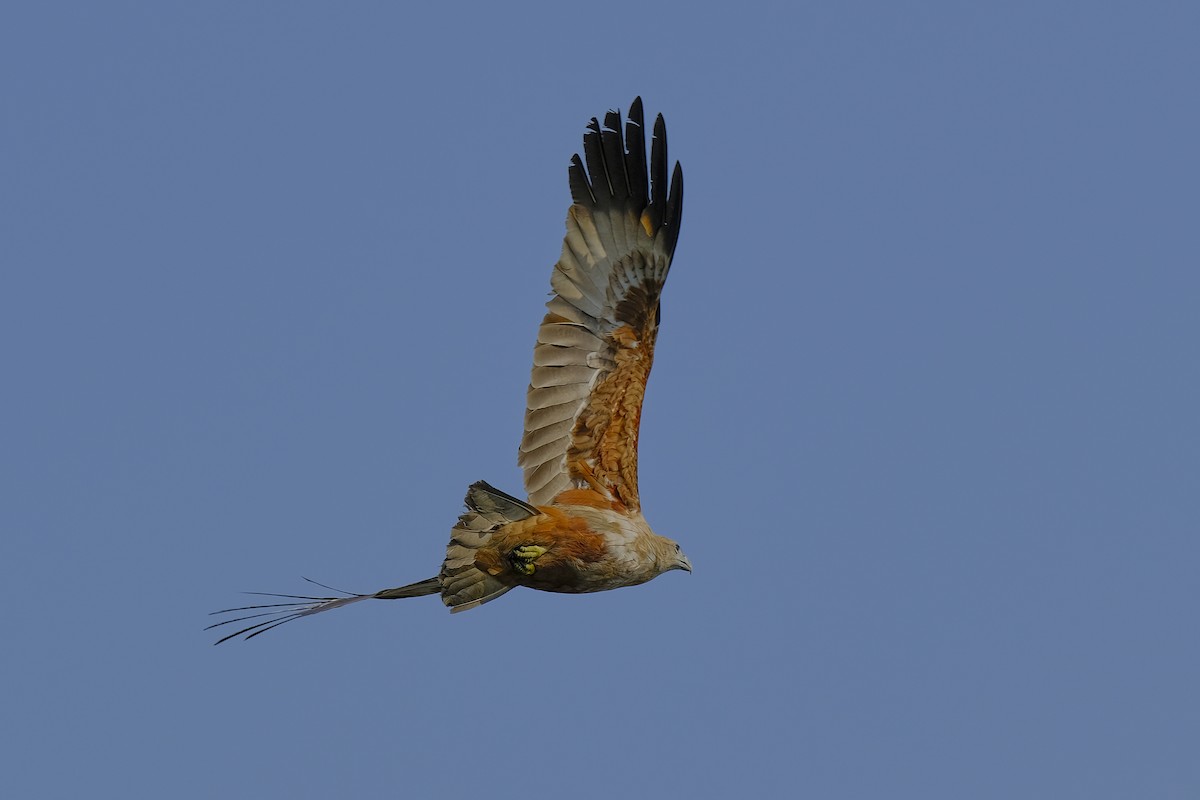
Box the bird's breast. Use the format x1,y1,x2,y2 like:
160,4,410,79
524,504,661,592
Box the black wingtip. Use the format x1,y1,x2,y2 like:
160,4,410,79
650,113,669,216
665,160,684,256
601,109,630,201
624,99,648,209
568,153,594,205
567,99,682,256
582,116,612,203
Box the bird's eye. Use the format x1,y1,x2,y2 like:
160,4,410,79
674,543,681,552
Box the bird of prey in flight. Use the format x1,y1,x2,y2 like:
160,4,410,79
209,98,689,643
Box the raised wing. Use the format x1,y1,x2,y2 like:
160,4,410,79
519,98,683,511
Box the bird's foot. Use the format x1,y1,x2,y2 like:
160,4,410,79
510,545,548,575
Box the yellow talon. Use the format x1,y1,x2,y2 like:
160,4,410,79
511,545,548,575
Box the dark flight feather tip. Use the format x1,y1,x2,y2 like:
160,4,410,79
582,117,612,202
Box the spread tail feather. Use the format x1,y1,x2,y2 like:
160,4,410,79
207,576,440,645
439,481,537,613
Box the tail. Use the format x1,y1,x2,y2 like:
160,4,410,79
440,480,539,613
208,481,537,642
206,576,440,645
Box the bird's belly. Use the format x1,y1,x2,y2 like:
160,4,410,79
526,563,656,594
524,535,658,594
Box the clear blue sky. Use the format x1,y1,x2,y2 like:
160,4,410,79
3,3,1197,798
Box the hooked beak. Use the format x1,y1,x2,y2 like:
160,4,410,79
677,554,693,573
